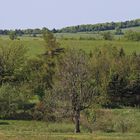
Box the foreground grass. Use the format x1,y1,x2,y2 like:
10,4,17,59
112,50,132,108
0,130,140,140
0,133,140,140
0,109,140,140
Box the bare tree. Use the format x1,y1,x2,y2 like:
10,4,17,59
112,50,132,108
57,48,97,133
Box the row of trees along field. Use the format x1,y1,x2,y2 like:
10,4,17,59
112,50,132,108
0,19,140,36
0,30,140,133
58,19,140,33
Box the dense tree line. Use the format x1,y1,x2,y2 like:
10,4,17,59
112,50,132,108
58,19,140,33
0,28,48,36
0,19,140,36
0,31,140,133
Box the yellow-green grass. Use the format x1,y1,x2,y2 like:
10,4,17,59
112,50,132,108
0,133,140,140
0,109,140,140
0,120,140,140
60,40,140,54
0,36,140,58
0,121,139,140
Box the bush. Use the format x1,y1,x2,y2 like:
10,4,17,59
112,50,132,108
92,109,115,132
91,109,137,133
114,113,136,133
9,31,17,40
124,30,140,41
101,31,114,40
33,102,56,121
4,112,33,120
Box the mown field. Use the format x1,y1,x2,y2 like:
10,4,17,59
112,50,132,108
0,109,140,140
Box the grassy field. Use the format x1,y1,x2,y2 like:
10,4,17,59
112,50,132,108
0,36,140,58
0,120,140,140
0,109,140,140
0,131,140,140
60,40,140,54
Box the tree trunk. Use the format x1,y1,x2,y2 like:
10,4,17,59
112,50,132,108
75,110,80,133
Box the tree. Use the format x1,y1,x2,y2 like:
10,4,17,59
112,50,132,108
90,47,140,107
101,31,114,40
56,49,97,133
52,28,57,33
25,31,64,120
9,31,17,40
27,31,63,101
0,42,32,118
32,33,37,37
42,30,64,87
115,27,123,35
58,19,140,33
0,42,27,85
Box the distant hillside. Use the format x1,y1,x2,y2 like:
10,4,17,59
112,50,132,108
57,19,140,33
0,19,140,36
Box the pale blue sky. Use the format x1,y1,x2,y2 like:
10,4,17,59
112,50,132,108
0,0,139,29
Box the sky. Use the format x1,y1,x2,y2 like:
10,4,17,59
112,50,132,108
0,0,139,29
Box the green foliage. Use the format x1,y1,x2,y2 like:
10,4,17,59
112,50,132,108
115,27,123,35
92,109,116,132
89,109,139,133
0,84,18,117
115,115,135,133
0,83,33,119
101,32,114,40
0,19,140,36
0,42,27,84
0,29,140,136
9,31,17,40
124,30,140,41
90,47,140,107
59,19,140,33
53,48,104,133
0,42,34,119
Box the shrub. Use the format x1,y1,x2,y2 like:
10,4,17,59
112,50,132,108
115,114,135,133
124,30,140,41
101,31,114,40
91,109,137,133
33,102,56,121
92,109,116,132
9,31,17,40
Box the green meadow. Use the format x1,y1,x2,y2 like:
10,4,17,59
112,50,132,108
0,109,140,140
0,35,140,58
